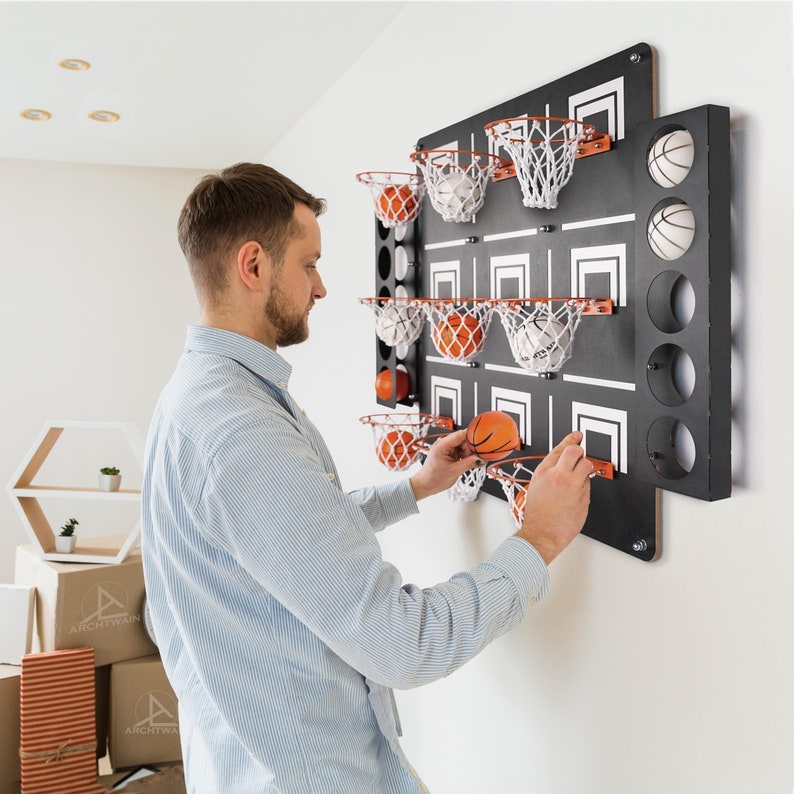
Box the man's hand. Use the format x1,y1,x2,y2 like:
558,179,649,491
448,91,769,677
515,431,593,565
410,429,483,502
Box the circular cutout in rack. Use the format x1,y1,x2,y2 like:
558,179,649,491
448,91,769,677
647,344,696,406
647,417,697,479
377,246,391,281
394,246,409,281
647,270,696,333
647,127,695,188
647,199,695,261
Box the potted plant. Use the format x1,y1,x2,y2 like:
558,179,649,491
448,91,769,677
98,466,121,492
56,518,78,553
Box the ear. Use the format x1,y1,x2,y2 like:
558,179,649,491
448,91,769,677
236,241,269,291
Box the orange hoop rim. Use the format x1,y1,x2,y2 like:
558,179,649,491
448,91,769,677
486,455,544,485
484,115,598,145
410,149,511,170
359,412,454,431
356,171,425,185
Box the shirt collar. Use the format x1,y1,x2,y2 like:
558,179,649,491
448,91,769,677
184,325,292,389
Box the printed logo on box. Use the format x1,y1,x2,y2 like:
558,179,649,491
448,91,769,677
127,690,179,735
70,581,141,635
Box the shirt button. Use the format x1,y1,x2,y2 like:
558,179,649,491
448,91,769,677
529,597,537,605
327,473,335,481
277,381,287,389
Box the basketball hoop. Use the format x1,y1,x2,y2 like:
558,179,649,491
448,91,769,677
360,413,454,472
359,296,426,347
494,298,612,376
415,433,489,502
416,298,496,364
487,456,543,527
409,149,510,223
489,453,615,526
356,171,426,228
484,116,605,209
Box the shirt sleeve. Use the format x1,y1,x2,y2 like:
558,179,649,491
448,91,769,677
201,417,550,690
347,480,419,533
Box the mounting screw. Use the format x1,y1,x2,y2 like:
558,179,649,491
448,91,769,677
465,236,478,244
539,225,554,233
415,142,423,150
632,539,648,552
648,451,659,460
408,261,418,268
466,361,479,368
596,306,604,313
630,52,642,64
540,372,555,380
647,362,658,371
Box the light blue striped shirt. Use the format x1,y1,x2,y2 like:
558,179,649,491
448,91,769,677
141,325,550,793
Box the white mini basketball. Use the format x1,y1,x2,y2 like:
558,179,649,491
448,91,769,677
647,129,695,188
514,316,571,370
432,172,482,220
647,203,696,261
375,302,423,347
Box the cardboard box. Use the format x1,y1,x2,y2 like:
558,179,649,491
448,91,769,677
109,655,181,770
0,585,35,665
14,543,156,667
0,665,21,794
19,648,105,794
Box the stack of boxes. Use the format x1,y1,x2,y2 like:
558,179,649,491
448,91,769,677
1,543,183,792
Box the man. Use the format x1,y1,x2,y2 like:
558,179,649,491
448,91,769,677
141,163,593,793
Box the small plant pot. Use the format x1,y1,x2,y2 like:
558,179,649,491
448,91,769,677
55,535,76,553
98,474,122,492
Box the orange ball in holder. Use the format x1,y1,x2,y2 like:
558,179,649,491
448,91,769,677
377,185,417,224
374,368,410,402
466,410,521,461
434,312,484,360
376,429,416,470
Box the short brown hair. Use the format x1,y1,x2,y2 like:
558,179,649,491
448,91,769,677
177,163,326,306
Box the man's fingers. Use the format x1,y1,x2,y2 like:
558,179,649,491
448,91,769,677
537,431,584,470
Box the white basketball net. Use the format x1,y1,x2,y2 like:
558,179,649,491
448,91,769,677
360,297,426,347
360,413,451,473
423,300,495,364
487,457,541,528
416,435,490,502
485,118,594,209
356,172,426,228
411,150,504,223
494,299,585,374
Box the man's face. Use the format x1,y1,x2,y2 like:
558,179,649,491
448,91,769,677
264,204,325,348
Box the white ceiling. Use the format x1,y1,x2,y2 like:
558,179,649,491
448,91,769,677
0,1,405,170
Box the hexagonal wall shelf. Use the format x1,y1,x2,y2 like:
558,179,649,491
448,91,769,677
7,420,144,564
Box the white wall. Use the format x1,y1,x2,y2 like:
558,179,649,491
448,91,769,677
263,3,794,793
0,161,204,576
0,3,791,792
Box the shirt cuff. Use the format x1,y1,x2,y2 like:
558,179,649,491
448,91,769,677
487,535,550,613
379,478,421,524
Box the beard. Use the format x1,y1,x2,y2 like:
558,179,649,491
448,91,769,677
264,282,310,348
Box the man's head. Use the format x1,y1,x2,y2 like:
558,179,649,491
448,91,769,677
177,163,326,310
177,163,327,348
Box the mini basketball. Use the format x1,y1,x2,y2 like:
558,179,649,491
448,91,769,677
433,312,484,360
375,302,424,347
514,316,571,369
377,185,417,224
647,202,696,261
466,411,520,461
647,129,695,188
374,368,410,402
510,485,528,527
432,172,482,219
376,429,416,470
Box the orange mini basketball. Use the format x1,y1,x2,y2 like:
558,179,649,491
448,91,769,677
511,485,528,526
377,185,417,223
434,312,484,360
376,429,416,469
466,411,520,461
374,368,410,402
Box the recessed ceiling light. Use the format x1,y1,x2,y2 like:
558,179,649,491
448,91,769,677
20,109,52,121
88,110,120,123
59,58,91,71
